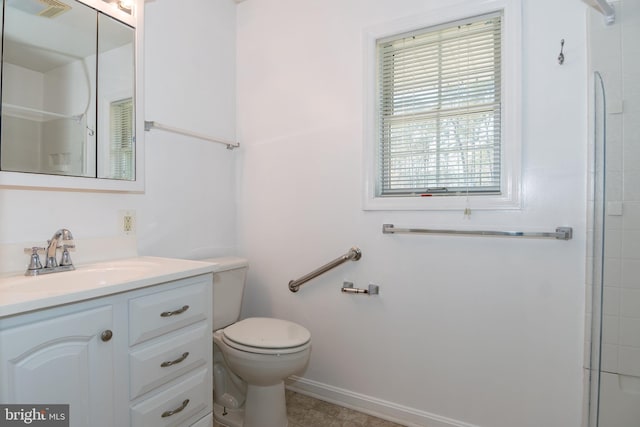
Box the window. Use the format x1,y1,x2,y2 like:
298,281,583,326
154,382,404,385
364,0,521,210
109,98,134,180
379,13,502,196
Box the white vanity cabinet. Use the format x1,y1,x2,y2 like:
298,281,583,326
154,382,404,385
0,272,213,427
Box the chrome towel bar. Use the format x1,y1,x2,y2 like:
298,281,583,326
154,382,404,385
144,121,240,150
382,224,573,240
289,247,362,293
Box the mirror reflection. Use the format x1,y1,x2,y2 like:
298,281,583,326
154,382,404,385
97,13,135,180
1,0,135,180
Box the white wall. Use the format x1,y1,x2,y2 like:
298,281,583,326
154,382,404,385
0,0,592,425
0,0,238,262
236,1,588,426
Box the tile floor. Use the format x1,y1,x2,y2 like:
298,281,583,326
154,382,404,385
213,390,406,427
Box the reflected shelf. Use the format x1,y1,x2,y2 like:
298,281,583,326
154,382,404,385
1,103,83,123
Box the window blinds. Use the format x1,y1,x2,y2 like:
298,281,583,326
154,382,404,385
377,13,502,196
109,98,134,180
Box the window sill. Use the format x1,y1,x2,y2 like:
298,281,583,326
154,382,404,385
362,192,521,211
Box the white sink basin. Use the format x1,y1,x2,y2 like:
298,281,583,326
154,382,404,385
81,259,164,280
0,256,216,317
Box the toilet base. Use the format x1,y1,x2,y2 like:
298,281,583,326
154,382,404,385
245,381,288,427
213,382,288,427
213,402,243,427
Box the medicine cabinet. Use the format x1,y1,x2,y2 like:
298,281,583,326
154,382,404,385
0,0,144,191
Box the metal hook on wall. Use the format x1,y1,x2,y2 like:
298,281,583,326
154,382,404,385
558,39,565,65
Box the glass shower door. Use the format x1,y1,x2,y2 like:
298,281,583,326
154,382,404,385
588,70,607,427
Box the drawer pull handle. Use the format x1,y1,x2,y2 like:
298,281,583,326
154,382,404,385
160,305,190,317
161,399,189,418
161,352,190,368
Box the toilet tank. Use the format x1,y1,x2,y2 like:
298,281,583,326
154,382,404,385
203,257,249,331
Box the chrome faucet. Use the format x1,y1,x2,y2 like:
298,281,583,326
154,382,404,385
45,228,74,268
24,228,76,276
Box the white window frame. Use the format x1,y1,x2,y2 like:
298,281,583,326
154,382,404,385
363,0,522,211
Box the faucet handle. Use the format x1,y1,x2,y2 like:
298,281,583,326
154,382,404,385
24,247,45,272
59,244,75,267
24,246,45,255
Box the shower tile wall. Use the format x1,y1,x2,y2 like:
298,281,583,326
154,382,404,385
595,0,640,379
589,4,640,425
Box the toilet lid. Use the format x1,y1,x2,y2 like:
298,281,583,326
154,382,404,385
223,317,311,349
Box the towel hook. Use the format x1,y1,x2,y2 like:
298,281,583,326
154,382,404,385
558,39,565,65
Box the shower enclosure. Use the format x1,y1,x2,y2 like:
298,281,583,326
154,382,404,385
587,0,640,426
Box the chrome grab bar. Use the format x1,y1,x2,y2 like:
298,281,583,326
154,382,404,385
289,247,362,293
382,224,573,240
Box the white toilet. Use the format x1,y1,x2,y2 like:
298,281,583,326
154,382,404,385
206,257,311,427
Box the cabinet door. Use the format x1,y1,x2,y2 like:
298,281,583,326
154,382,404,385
0,306,114,427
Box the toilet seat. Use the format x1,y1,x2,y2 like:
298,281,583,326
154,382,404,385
222,317,311,355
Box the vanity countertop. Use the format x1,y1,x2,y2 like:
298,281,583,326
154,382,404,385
0,256,216,318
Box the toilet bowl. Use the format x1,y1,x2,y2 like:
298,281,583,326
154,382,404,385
214,318,311,427
206,258,312,427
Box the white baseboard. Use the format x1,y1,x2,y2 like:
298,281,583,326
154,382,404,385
285,376,481,427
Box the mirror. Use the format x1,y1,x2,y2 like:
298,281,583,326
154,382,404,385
97,12,135,180
0,0,136,181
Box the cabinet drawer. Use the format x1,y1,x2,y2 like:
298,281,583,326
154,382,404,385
129,278,210,346
130,367,211,427
130,322,209,399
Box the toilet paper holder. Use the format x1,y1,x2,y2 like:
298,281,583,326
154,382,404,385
342,282,379,295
